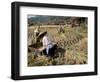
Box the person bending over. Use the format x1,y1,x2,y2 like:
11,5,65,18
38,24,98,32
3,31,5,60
39,32,56,57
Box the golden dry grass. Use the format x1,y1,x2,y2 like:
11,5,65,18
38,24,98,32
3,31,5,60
28,25,88,66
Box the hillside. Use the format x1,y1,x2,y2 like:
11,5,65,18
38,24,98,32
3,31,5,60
28,15,87,26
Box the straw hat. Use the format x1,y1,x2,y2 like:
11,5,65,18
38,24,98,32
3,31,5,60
37,31,47,39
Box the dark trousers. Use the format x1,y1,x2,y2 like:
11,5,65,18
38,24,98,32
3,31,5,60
43,44,57,57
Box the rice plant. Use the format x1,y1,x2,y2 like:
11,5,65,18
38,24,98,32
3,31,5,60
28,25,88,66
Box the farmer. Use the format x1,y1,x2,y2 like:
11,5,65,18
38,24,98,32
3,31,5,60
34,26,40,43
38,32,56,57
58,24,65,33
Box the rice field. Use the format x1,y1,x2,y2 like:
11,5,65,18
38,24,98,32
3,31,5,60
28,25,88,66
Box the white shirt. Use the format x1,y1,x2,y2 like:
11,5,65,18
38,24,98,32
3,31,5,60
42,35,52,49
